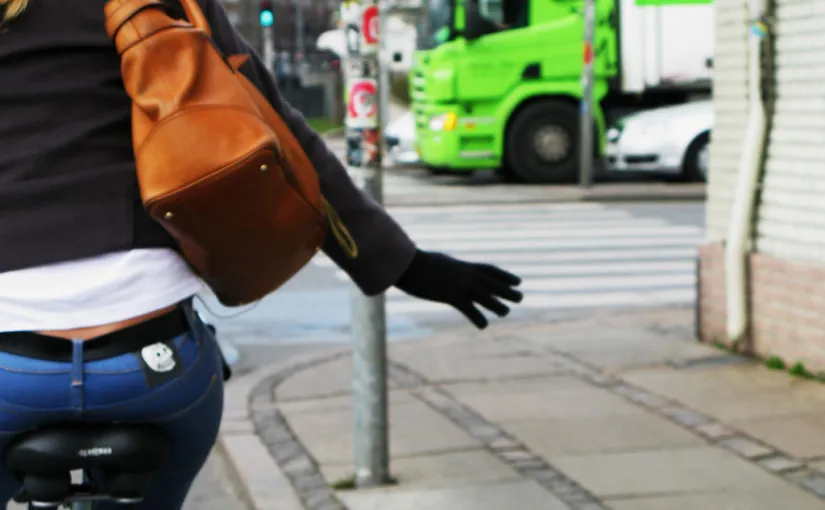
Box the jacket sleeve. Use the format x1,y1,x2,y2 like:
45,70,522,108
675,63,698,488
198,0,417,296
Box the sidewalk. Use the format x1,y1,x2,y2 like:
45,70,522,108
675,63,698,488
220,307,825,510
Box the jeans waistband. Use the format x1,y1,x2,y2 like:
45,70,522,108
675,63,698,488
0,307,190,362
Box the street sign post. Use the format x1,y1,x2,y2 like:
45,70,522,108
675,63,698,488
579,0,596,187
341,0,391,489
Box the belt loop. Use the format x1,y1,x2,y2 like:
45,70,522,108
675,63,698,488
181,299,202,346
71,340,84,415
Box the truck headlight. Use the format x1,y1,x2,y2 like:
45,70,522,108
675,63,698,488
429,112,457,132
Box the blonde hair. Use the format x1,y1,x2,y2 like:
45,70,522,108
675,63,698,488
1,0,28,23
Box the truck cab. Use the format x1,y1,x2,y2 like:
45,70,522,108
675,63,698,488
410,0,713,183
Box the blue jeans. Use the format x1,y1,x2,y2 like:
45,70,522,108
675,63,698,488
0,301,224,509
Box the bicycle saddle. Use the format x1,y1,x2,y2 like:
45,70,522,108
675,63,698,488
6,423,169,506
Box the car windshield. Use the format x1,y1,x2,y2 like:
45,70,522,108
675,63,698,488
418,0,454,49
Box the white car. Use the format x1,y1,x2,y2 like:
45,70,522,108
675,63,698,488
605,100,712,182
385,111,419,165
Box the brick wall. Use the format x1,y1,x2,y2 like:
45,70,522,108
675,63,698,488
698,243,825,372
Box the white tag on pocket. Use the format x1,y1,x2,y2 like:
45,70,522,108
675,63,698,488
141,342,177,372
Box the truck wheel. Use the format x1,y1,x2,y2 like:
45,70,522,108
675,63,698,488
506,100,579,184
682,133,710,182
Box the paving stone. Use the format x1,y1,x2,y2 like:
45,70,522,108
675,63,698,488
302,486,336,507
281,454,315,476
259,424,296,445
512,458,549,471
811,461,825,474
499,449,534,462
420,390,454,410
311,503,344,510
588,374,620,387
757,455,804,473
219,419,255,435
488,437,522,451
467,423,504,440
611,384,637,397
730,412,825,459
695,422,735,440
337,478,569,510
717,436,774,459
798,472,825,498
553,447,790,498
523,467,562,482
608,489,825,510
293,472,328,491
273,441,304,463
626,390,670,409
660,406,712,427
502,413,701,457
570,503,608,510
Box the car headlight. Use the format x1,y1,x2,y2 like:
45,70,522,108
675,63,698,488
606,127,621,142
429,112,457,132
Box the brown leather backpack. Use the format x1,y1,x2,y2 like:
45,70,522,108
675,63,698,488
102,0,357,306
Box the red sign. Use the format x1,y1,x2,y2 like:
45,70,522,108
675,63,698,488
346,79,378,128
583,42,593,65
361,5,379,47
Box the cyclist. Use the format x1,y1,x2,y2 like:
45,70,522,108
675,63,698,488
0,0,523,507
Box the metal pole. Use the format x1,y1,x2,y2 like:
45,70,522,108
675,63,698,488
343,0,390,488
579,0,596,187
262,22,275,75
294,0,305,56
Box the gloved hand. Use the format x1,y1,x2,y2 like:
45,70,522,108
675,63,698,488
394,249,523,329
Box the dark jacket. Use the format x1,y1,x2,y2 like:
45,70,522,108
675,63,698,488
0,0,415,296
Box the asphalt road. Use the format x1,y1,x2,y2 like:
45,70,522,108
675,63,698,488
199,199,706,373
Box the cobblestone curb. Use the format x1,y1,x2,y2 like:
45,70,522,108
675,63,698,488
247,351,351,510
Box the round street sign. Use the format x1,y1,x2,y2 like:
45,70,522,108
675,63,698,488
360,5,379,54
346,78,378,128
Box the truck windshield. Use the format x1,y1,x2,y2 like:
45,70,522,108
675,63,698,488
418,0,454,49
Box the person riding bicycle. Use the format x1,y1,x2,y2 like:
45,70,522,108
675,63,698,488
0,0,523,508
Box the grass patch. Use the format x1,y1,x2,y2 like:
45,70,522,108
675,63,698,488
331,475,357,491
330,474,399,491
307,118,344,135
764,355,785,370
789,362,815,380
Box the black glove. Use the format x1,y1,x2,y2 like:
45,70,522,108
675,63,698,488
394,249,523,329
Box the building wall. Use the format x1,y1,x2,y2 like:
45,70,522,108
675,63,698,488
705,0,749,242
755,0,825,263
699,0,825,372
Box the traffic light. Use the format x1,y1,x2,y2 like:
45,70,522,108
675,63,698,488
259,0,273,27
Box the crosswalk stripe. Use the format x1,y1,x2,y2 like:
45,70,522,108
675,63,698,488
386,202,605,215
312,202,702,318
403,226,701,242
385,288,696,314
313,247,698,268
333,261,694,282
389,209,630,223
415,235,702,252
397,216,667,231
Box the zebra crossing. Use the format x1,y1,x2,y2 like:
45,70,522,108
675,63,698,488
313,202,703,319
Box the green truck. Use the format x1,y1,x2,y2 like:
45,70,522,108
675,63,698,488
410,0,714,183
